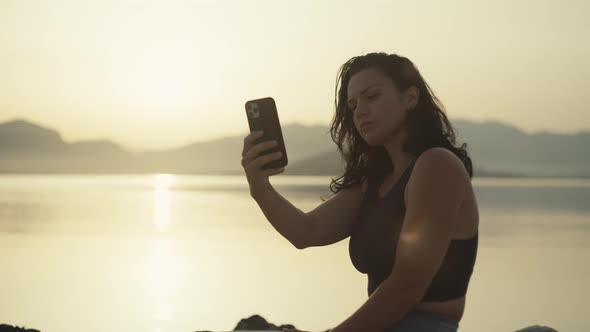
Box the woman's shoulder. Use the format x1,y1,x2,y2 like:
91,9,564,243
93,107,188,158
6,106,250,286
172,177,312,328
413,147,471,184
417,146,457,160
416,147,465,170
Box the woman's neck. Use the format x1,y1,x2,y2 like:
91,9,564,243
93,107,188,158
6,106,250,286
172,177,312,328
382,129,416,179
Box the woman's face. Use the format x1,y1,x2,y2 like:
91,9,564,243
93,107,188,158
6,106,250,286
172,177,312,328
346,67,417,146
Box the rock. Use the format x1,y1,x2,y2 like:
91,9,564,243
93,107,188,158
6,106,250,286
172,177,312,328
0,324,41,332
232,314,295,330
195,314,331,332
515,325,559,332
195,314,295,332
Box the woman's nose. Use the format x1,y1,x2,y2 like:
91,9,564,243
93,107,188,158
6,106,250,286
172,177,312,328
355,103,370,117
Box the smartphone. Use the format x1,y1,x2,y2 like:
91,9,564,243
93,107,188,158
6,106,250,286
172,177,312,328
244,97,288,169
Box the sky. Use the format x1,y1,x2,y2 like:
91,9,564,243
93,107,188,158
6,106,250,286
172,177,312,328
1,0,588,150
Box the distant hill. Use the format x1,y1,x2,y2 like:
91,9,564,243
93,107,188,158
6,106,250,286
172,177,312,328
0,119,66,154
287,120,590,178
0,118,589,177
454,120,590,177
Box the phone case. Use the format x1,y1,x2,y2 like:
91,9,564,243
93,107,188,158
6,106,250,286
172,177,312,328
245,97,288,169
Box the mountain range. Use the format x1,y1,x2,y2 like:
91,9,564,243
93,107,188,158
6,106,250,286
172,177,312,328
1,119,589,177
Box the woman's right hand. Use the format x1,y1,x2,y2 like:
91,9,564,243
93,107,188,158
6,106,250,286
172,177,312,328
241,130,285,197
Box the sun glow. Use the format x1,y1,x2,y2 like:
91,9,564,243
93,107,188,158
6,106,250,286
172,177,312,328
122,49,196,112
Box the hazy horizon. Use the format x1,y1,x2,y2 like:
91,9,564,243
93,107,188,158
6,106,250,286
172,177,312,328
1,0,589,150
5,116,590,153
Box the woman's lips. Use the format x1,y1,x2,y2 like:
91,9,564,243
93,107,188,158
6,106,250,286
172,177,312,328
360,121,373,132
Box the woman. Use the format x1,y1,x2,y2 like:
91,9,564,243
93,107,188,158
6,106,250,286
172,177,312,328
240,52,479,332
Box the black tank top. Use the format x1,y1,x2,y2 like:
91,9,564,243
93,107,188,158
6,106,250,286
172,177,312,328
348,158,478,302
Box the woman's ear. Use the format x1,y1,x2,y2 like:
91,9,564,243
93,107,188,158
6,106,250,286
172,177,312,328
404,86,419,110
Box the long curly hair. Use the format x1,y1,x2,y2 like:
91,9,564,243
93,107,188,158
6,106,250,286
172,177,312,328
325,52,472,198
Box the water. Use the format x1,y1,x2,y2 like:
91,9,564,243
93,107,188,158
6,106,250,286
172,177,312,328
0,175,589,332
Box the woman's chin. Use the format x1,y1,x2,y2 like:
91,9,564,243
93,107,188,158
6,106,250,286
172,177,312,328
362,132,382,146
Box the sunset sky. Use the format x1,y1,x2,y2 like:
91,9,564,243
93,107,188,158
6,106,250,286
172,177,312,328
1,0,588,150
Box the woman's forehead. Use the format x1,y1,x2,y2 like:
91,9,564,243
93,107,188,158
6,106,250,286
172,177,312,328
347,68,392,96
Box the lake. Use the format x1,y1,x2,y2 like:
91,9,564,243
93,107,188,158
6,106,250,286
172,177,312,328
0,174,588,332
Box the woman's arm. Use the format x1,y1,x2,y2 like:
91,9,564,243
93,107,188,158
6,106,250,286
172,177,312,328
252,177,367,249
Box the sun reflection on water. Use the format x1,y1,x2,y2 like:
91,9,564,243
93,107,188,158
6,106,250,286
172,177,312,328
145,174,181,321
153,174,174,232
138,238,184,321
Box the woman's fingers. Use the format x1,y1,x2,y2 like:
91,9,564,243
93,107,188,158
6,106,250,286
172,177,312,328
245,151,283,171
262,166,285,177
241,140,279,167
241,130,285,191
241,130,264,157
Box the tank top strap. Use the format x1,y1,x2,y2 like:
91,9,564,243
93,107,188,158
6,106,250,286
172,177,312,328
401,158,418,183
366,158,418,201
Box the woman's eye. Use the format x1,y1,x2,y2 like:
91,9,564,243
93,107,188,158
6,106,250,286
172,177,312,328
367,93,379,100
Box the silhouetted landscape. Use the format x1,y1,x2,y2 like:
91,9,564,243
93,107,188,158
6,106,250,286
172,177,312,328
1,119,589,177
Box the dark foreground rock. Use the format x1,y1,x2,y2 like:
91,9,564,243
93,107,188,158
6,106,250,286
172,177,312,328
1,317,558,331
195,314,331,331
0,325,40,332
195,314,560,332
514,326,559,332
